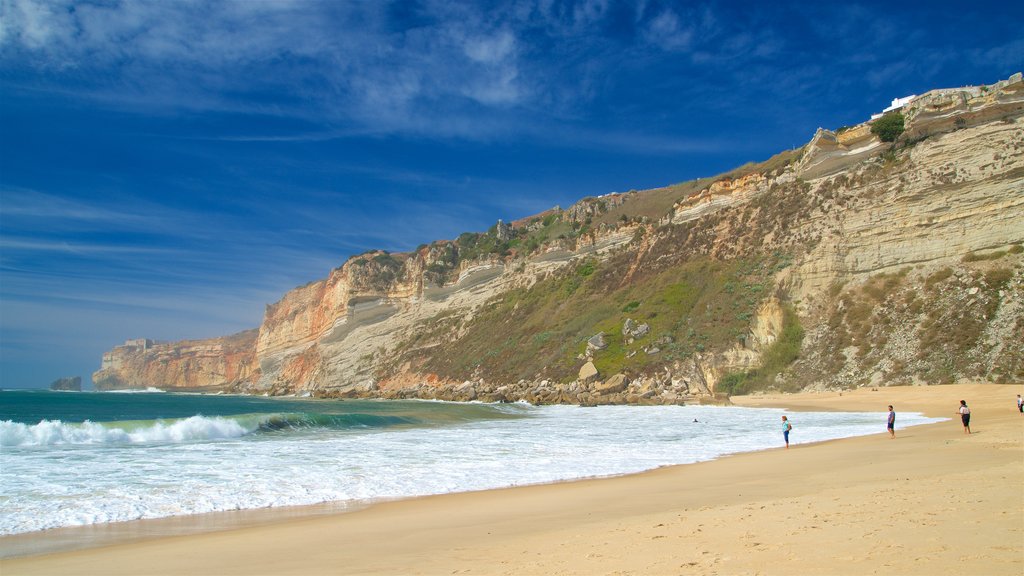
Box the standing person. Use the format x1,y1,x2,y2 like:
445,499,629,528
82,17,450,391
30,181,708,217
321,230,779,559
1017,394,1023,415
782,415,792,449
887,405,896,439
958,400,971,434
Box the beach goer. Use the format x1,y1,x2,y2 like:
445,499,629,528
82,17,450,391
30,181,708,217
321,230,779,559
958,400,971,434
782,415,792,449
887,405,896,439
1017,394,1023,415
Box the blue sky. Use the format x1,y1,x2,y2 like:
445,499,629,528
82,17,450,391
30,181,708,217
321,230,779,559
1,0,1021,388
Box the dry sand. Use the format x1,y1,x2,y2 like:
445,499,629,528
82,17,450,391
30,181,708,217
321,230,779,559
3,383,1022,576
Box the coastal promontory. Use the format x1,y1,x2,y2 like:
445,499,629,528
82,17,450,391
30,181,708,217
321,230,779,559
93,74,1024,402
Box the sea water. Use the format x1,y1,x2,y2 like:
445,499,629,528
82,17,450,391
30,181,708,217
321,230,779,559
0,389,944,536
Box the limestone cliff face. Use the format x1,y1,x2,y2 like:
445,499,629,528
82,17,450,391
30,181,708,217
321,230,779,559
789,117,1024,301
94,74,1024,400
248,252,425,394
92,330,259,391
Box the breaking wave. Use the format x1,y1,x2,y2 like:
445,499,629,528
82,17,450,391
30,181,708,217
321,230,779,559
0,398,949,537
0,411,425,448
0,416,253,447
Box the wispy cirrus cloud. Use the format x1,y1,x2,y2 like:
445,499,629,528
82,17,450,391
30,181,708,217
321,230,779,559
0,0,794,143
0,238,181,256
6,0,1021,139
0,0,537,133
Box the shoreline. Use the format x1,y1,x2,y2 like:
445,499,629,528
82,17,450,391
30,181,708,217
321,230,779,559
0,396,934,557
0,409,935,560
3,383,1021,575
0,396,932,555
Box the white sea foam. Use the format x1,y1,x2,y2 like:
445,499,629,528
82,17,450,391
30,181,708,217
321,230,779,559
0,416,256,447
0,404,946,536
106,387,166,394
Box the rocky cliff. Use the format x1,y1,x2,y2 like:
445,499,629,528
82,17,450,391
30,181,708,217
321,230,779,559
94,73,1024,401
48,376,82,391
93,331,259,391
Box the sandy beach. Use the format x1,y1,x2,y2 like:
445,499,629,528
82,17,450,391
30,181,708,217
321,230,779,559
3,383,1021,576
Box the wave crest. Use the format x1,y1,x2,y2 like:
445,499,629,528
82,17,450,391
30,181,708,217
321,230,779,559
0,415,255,447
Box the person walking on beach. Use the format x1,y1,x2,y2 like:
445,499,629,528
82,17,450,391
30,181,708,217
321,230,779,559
958,400,971,434
887,405,896,439
1017,394,1023,415
782,415,792,449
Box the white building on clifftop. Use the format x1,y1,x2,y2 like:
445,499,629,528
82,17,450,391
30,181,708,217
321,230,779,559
871,94,917,119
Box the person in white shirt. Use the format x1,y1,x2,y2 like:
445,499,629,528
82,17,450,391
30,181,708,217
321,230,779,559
957,400,971,434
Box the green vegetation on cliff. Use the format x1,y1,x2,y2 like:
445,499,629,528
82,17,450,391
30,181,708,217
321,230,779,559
871,112,905,142
382,173,823,391
799,255,1023,388
717,304,804,395
385,250,792,385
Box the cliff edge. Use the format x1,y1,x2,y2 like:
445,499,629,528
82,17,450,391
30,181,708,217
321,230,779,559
94,74,1024,402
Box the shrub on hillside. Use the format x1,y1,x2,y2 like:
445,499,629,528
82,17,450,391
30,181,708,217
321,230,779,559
871,112,905,142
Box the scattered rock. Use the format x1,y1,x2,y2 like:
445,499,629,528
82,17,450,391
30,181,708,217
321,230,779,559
454,381,477,401
595,373,629,395
622,318,651,340
49,376,82,391
579,361,600,383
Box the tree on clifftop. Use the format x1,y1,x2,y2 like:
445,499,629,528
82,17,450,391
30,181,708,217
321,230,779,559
871,112,905,142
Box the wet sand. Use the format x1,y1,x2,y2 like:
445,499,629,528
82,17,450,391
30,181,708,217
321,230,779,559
3,383,1022,575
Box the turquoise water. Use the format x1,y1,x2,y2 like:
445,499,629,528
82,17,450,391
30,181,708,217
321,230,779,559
0,388,517,430
0,389,945,537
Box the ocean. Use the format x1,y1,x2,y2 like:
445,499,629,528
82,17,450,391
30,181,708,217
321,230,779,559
0,389,944,538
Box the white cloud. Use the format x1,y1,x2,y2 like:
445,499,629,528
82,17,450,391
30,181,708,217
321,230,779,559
643,9,693,52
464,29,516,64
0,238,180,256
0,1,632,138
461,66,522,105
571,0,611,29
0,187,192,236
0,0,76,51
978,37,1024,70
0,1,533,120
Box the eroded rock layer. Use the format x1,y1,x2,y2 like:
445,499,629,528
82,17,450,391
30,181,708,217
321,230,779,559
94,74,1024,402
